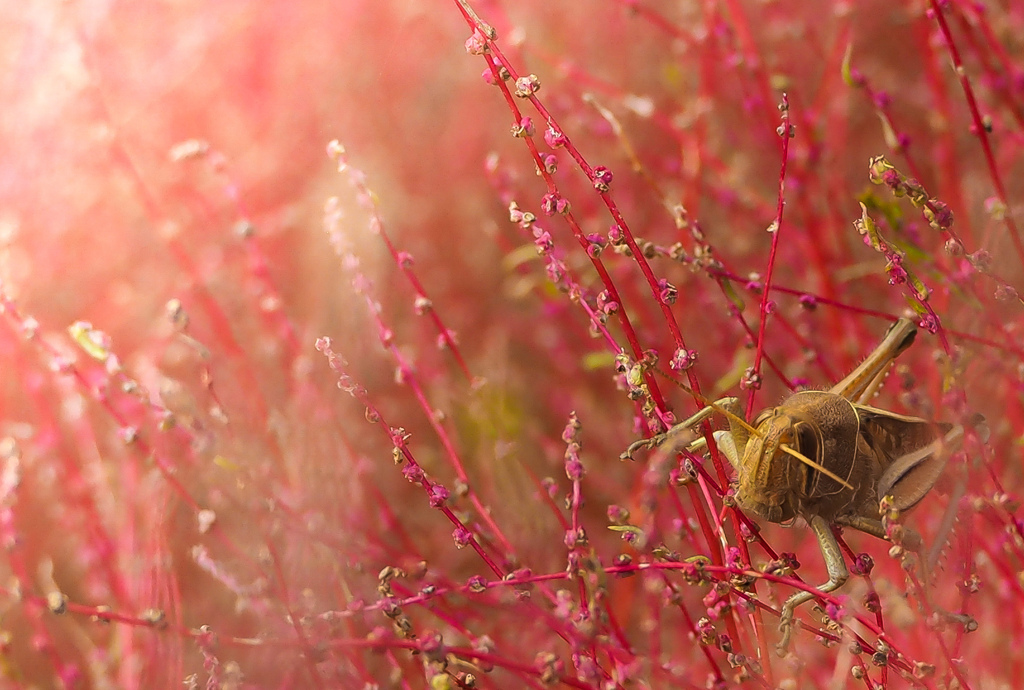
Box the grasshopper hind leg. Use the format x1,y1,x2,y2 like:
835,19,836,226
834,514,978,635
777,514,849,655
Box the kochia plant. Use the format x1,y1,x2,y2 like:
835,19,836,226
0,1,1021,688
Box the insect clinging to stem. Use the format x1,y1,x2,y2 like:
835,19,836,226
623,317,978,653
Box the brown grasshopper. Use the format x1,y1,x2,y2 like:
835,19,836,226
625,318,971,652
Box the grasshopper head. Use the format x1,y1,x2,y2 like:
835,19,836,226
734,410,805,524
735,391,860,524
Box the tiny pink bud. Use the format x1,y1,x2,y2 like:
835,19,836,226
464,31,489,55
543,126,568,149
453,526,472,548
428,484,449,507
798,294,818,310
401,463,424,483
514,74,541,97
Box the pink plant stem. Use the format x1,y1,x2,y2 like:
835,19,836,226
747,93,791,419
456,3,715,431
328,144,473,380
450,13,759,665
315,337,504,577
452,4,747,584
73,50,281,442
660,573,726,683
927,0,1024,274
264,540,326,690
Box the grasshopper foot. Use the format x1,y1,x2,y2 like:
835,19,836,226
620,432,670,460
776,607,797,656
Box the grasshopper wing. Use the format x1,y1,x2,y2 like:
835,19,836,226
855,404,956,513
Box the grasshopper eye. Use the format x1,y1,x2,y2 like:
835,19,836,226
795,422,822,494
795,422,821,464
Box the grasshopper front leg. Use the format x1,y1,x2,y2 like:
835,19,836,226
777,514,849,654
621,397,744,467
